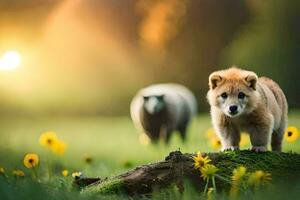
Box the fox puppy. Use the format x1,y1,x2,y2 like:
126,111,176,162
130,83,197,143
207,67,288,152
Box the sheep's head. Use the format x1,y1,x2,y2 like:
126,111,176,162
143,95,166,114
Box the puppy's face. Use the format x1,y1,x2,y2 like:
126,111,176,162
207,68,259,118
215,85,250,118
143,95,166,114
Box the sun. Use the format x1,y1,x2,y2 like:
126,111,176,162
0,51,22,71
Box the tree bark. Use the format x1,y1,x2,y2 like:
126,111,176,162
74,150,300,196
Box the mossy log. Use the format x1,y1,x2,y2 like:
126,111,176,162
75,150,300,196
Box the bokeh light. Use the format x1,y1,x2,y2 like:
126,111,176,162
0,51,21,71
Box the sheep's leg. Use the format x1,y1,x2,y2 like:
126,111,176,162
178,124,187,142
159,126,167,141
160,125,172,144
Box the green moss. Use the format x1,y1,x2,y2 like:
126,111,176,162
207,150,300,190
80,151,300,195
81,178,125,195
212,150,300,173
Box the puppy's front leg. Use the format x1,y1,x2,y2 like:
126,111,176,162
217,125,240,151
247,113,273,152
248,125,272,152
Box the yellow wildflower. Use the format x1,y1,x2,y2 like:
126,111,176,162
284,126,299,142
52,140,67,155
232,166,247,183
12,169,25,177
230,166,247,198
23,153,39,169
83,156,93,164
39,131,58,148
139,134,150,146
200,164,219,180
0,167,5,174
248,170,271,186
239,133,249,147
72,172,82,179
39,132,67,155
210,137,222,150
192,152,211,170
62,170,69,177
206,128,216,139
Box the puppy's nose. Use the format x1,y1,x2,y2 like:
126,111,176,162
229,105,238,114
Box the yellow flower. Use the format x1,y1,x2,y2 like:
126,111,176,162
200,164,219,180
239,133,249,147
284,126,299,142
207,187,214,200
206,128,216,139
248,170,271,186
210,137,222,150
52,140,67,155
0,167,5,174
139,134,150,146
39,132,67,155
62,170,69,177
232,166,247,183
72,172,82,179
230,166,247,198
39,131,58,148
83,156,93,164
12,169,25,177
192,152,211,170
23,153,39,169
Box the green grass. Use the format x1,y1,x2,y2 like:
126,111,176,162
0,112,299,199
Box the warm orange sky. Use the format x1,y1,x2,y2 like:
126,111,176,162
0,0,298,115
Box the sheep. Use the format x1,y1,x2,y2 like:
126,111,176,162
130,83,197,143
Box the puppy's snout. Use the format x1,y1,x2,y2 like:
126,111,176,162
229,105,238,114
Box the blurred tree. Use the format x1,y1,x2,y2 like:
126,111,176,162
0,0,251,115
136,0,250,112
222,0,300,108
7,1,300,115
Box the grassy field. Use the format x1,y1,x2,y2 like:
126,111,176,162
0,112,299,199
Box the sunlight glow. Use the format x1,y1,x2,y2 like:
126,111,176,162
0,51,22,71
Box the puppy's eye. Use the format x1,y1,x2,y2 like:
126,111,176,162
221,93,227,99
238,92,246,99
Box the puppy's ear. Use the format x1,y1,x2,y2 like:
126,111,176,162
245,72,258,90
209,72,223,89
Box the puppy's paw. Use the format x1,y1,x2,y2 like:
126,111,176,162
251,146,267,152
222,146,239,152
